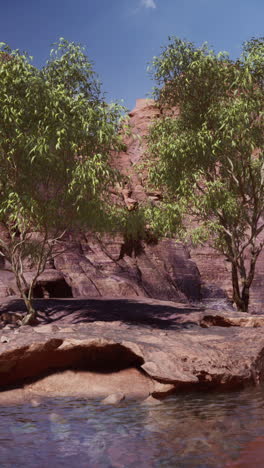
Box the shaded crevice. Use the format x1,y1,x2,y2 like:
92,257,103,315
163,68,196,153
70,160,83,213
0,342,145,389
119,238,144,259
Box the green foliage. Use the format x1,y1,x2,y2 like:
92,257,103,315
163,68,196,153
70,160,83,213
242,37,264,88
147,36,264,311
0,39,125,232
0,39,125,322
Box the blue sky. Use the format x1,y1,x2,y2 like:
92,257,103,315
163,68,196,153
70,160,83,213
0,0,263,110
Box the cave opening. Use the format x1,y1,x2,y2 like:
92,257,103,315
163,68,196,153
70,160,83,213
32,278,73,298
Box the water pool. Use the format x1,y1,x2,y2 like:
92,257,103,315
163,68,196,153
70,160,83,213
1,385,264,467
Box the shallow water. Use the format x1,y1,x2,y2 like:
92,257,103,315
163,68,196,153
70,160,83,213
1,385,264,467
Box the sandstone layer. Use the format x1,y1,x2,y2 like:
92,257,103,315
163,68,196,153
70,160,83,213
1,298,264,404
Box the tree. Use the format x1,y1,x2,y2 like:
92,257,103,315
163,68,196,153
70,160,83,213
0,39,124,324
147,37,264,312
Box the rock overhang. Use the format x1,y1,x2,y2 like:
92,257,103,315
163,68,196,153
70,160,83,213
1,305,264,404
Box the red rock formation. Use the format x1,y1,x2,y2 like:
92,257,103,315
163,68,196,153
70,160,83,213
0,98,262,310
2,301,264,396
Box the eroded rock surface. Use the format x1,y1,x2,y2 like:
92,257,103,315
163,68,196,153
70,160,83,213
1,298,264,403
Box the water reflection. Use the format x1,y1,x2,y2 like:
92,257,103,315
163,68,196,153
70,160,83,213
1,386,264,467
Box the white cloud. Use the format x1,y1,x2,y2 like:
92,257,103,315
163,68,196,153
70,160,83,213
127,0,157,16
141,0,157,9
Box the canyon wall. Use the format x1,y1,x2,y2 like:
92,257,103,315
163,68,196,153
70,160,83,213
0,99,263,311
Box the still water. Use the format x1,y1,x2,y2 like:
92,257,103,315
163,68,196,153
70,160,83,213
1,385,264,468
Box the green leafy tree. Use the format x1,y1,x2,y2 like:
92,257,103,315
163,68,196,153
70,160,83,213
0,39,124,324
147,37,264,312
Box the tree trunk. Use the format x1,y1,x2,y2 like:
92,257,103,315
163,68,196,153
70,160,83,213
21,293,38,325
231,263,249,312
241,285,250,312
14,270,38,325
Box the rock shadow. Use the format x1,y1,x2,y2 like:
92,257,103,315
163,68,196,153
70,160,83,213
0,297,203,330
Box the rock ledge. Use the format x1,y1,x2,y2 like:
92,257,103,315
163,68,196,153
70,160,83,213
1,298,264,403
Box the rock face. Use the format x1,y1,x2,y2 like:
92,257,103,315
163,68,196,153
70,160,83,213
0,100,202,304
53,234,201,302
0,98,263,310
1,298,264,403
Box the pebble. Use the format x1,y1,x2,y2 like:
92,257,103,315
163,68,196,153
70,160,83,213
1,335,10,343
101,393,125,405
142,395,162,406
